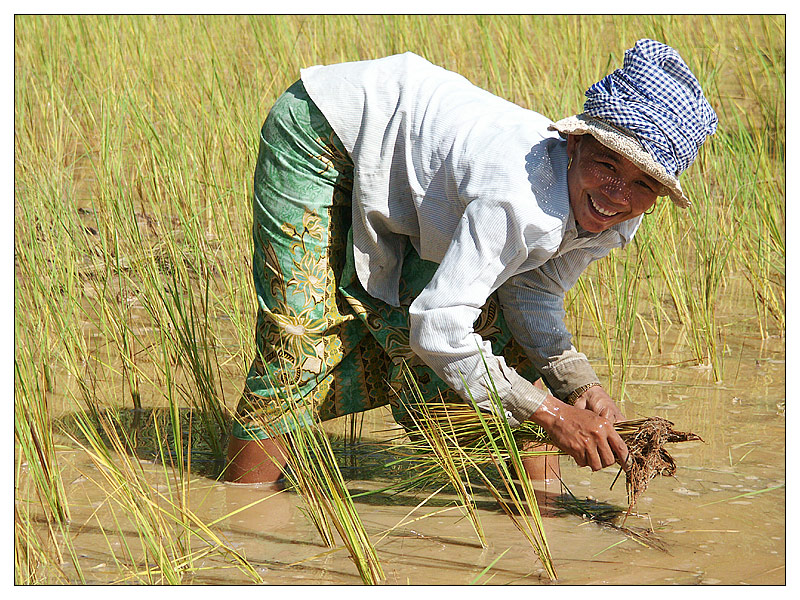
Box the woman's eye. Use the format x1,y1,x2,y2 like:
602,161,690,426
597,161,616,171
636,181,655,192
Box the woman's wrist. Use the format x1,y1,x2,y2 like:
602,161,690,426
529,394,569,430
564,382,602,405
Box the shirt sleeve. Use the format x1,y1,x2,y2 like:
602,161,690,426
408,198,556,425
496,245,612,401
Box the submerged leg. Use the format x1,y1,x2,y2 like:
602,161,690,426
224,436,288,484
520,379,561,483
521,442,562,482
228,81,364,486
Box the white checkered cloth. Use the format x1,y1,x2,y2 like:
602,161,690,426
583,39,718,177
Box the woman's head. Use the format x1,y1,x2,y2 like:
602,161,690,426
566,133,667,233
551,39,718,209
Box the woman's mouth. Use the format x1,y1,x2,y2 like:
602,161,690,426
589,194,620,218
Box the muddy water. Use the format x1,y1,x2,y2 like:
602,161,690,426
17,290,785,585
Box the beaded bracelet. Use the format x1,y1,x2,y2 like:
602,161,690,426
564,382,602,405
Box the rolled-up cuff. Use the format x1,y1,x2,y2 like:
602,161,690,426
476,359,548,427
538,346,600,402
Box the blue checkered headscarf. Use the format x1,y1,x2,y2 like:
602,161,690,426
583,39,718,177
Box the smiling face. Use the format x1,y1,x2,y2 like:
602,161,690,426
566,134,668,233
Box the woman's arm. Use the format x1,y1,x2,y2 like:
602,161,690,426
408,198,555,424
408,200,627,469
529,393,629,470
496,246,610,402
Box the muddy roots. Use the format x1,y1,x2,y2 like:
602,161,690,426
615,417,703,506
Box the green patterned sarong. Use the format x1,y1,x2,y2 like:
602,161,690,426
232,80,540,440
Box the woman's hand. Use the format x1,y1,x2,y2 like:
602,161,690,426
530,395,629,472
573,385,625,424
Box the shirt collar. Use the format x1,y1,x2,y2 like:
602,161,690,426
565,201,641,248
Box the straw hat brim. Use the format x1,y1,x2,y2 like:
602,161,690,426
549,114,690,208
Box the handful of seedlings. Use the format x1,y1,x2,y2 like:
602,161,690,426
399,400,702,508
393,395,703,565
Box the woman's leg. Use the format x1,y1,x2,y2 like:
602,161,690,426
521,443,561,482
224,436,288,484
225,80,379,483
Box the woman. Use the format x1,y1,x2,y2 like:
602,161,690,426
224,39,717,484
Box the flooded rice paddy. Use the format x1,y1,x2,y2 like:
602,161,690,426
13,14,785,587
16,279,785,585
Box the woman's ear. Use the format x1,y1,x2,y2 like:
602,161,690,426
566,134,580,158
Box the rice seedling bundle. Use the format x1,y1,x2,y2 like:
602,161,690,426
397,397,703,512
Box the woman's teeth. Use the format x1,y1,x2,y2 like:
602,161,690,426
590,194,619,217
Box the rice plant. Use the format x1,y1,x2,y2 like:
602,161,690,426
388,362,557,579
393,370,490,549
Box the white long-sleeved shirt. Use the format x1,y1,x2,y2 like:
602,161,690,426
301,53,641,424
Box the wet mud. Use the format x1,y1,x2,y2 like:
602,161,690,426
16,287,785,585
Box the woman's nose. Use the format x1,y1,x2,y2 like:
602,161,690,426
602,179,632,205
